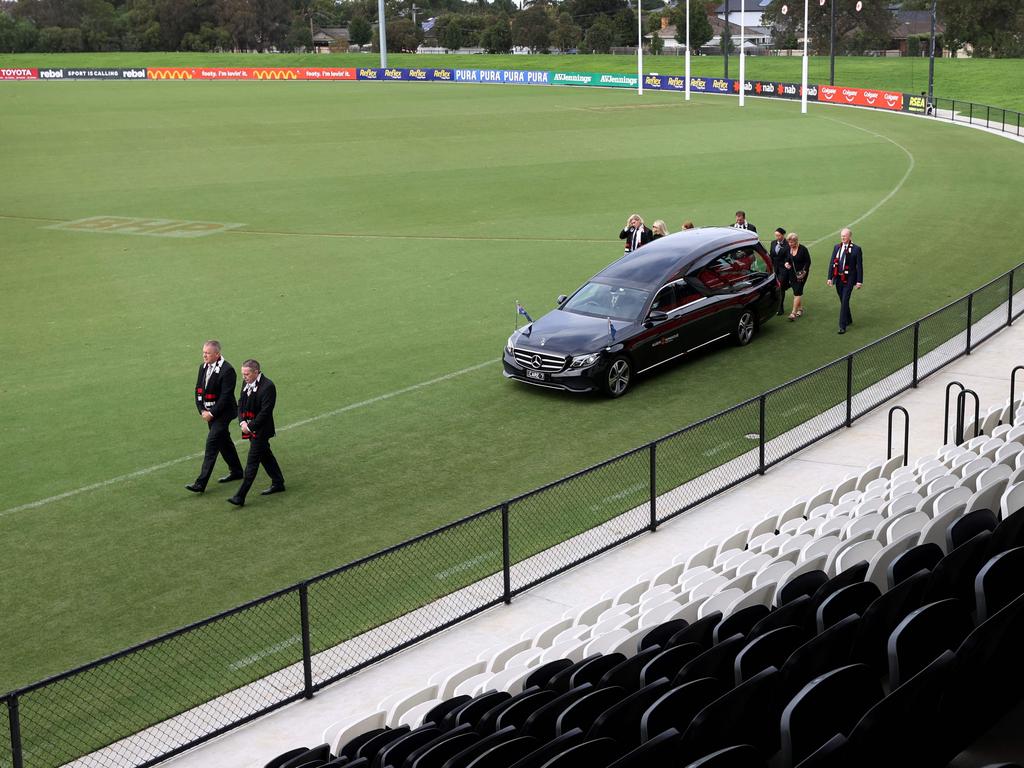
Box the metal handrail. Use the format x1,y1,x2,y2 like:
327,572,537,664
888,406,910,466
956,388,981,445
944,381,965,445
1010,366,1024,426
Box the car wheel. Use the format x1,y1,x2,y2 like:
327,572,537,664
602,356,633,398
734,310,756,346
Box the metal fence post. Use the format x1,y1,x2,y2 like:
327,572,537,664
9,696,23,768
649,442,658,533
912,322,920,388
298,584,313,699
758,395,766,475
501,503,512,604
966,294,973,354
846,355,854,427
1009,270,1015,327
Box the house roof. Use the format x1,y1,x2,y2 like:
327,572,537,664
314,27,350,41
892,10,943,38
715,0,771,11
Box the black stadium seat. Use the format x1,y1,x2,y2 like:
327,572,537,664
921,530,994,605
550,654,624,693
640,618,690,651
850,570,928,676
678,667,784,764
282,745,331,768
675,634,746,687
266,748,313,768
988,509,1024,555
777,571,828,607
975,546,1024,621
461,736,538,768
640,642,704,685
947,508,999,551
887,543,943,588
355,727,411,764
553,685,626,737
845,650,955,767
478,688,544,734
815,582,880,632
685,743,767,768
886,599,972,688
522,684,595,741
640,677,725,742
668,613,723,649
506,727,585,768
440,726,519,768
780,615,860,699
598,647,662,692
533,737,622,768
374,725,442,768
493,690,559,733
780,664,883,768
443,691,510,730
524,659,573,690
587,677,672,747
713,604,770,644
422,697,471,730
809,562,869,611
734,625,807,685
409,729,481,768
748,596,814,640
605,728,682,768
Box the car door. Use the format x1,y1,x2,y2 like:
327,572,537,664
631,282,687,370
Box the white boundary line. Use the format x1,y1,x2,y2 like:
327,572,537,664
0,360,495,519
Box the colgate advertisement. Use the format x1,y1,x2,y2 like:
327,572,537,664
0,68,38,80
817,84,903,111
145,67,356,81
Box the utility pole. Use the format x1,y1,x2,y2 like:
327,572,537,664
927,0,937,113
378,0,387,67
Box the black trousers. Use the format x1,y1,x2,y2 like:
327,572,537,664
836,281,855,330
237,436,284,499
195,418,243,488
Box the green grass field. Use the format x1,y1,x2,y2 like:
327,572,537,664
1,51,1023,110
0,76,1020,700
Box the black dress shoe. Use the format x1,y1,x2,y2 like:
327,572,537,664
260,485,286,496
226,496,245,507
838,329,846,334
218,473,244,483
185,483,205,493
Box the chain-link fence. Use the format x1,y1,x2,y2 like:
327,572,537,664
3,263,1021,768
654,399,761,521
15,589,304,768
308,508,505,689
508,448,651,594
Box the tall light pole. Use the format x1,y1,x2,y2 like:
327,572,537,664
638,0,644,95
800,0,809,113
685,0,691,100
378,0,388,67
723,0,729,78
927,0,937,113
739,0,745,105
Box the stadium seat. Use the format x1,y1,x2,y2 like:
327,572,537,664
748,595,815,640
640,676,726,742
975,546,1024,621
734,625,808,685
598,646,662,691
921,530,994,605
844,650,955,767
400,725,475,768
886,598,972,688
551,653,625,693
506,728,585,768
587,677,672,747
679,667,784,763
523,659,572,691
554,685,626,738
605,728,682,768
815,581,881,632
440,726,520,768
352,726,410,763
530,737,622,768
779,664,883,768
265,748,312,768
675,634,747,687
947,508,998,550
864,532,918,592
641,642,705,685
522,684,596,740
668,612,722,649
887,542,943,588
780,615,860,699
850,570,928,676
491,690,559,733
684,744,767,768
461,736,538,768
442,691,510,729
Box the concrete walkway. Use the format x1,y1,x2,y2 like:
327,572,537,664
156,314,1024,768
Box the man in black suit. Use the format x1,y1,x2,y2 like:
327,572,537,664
228,359,285,507
827,228,864,335
186,340,243,493
732,210,757,233
619,214,653,254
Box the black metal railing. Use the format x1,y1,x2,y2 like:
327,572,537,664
931,96,1024,137
4,261,1024,768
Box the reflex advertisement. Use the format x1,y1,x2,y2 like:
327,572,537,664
7,63,924,117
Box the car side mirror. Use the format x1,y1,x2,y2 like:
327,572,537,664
646,310,668,326
556,294,567,306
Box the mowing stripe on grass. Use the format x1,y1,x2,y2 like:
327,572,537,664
0,359,496,519
229,635,301,670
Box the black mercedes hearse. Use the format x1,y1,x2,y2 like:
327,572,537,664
502,227,779,397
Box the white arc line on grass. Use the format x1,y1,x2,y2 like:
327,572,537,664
0,360,496,520
807,117,916,248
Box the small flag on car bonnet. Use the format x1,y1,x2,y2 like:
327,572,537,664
608,317,617,341
516,301,533,323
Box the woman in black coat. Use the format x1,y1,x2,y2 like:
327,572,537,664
784,232,811,320
769,227,790,315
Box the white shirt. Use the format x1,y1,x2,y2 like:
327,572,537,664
243,373,262,396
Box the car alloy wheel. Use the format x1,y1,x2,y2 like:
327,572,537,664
604,356,633,398
734,311,756,346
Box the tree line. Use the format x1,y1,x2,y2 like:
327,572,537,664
0,0,1020,57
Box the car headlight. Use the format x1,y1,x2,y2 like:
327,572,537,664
506,334,516,353
570,353,600,369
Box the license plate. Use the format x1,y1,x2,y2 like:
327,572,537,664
525,370,546,381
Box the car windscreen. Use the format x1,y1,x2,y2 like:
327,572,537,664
563,282,650,321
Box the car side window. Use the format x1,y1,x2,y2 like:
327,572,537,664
652,280,701,313
699,249,767,292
